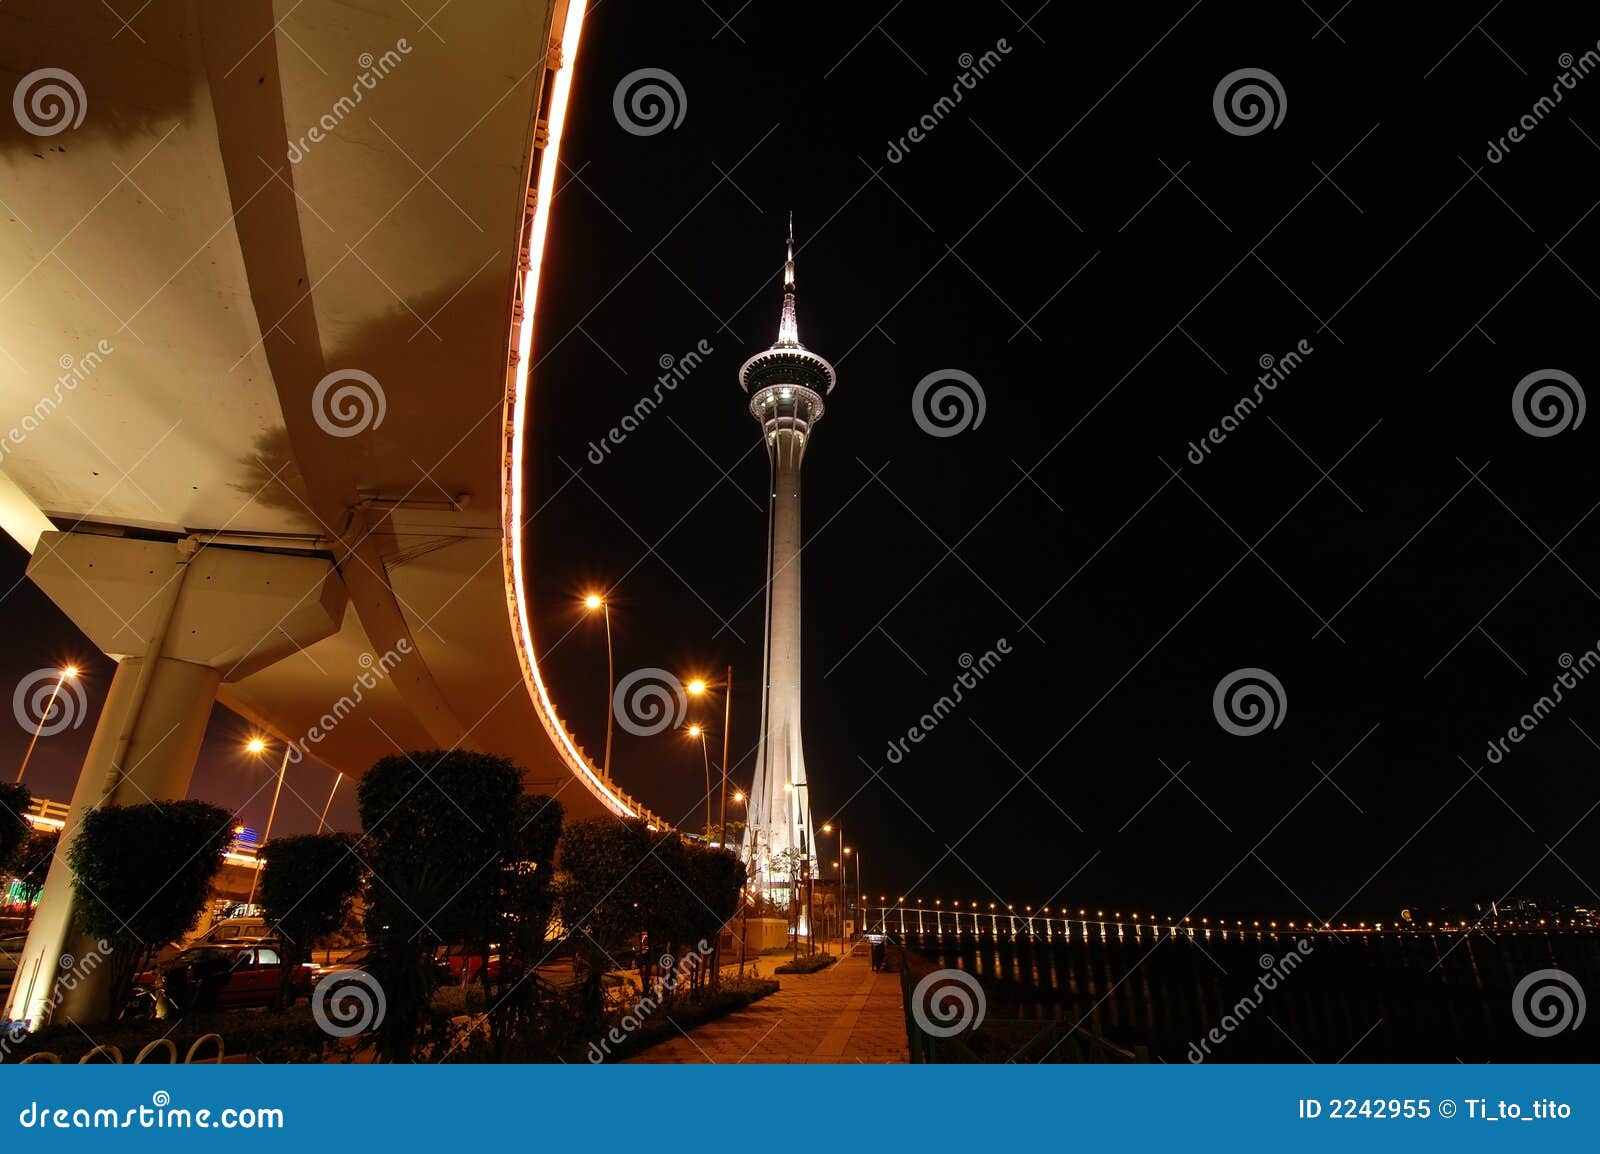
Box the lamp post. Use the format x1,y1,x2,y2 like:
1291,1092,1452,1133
15,665,78,784
686,724,713,838
583,594,614,780
685,667,734,848
244,736,292,909
316,772,343,833
845,846,861,935
730,789,751,976
821,821,842,955
688,668,735,983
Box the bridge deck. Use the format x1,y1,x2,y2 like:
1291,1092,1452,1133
626,947,908,1064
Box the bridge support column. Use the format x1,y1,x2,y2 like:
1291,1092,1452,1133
5,533,346,1029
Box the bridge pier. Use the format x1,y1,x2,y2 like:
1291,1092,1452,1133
5,533,345,1028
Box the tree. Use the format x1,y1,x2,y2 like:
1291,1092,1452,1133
557,817,654,1025
66,800,234,1016
13,830,58,921
258,832,364,1007
0,781,32,875
771,847,805,958
684,841,744,987
475,793,563,1058
558,821,745,1016
356,749,526,1060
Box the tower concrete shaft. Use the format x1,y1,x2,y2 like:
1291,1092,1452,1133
738,216,835,892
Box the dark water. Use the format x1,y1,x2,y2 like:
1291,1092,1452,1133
902,927,1600,1062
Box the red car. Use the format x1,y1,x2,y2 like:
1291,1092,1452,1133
144,944,316,1012
432,943,503,984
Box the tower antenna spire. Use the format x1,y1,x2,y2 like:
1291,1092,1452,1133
778,212,800,346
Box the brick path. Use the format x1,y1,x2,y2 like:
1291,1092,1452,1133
626,946,909,1063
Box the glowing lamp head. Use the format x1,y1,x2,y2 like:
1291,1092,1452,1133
62,665,79,679
686,678,707,697
821,822,833,834
583,594,603,610
246,737,267,755
687,724,702,738
732,791,745,804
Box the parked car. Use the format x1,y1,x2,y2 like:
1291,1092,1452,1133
196,916,270,945
432,943,502,985
317,944,376,975
154,916,275,965
314,945,385,1004
142,944,315,1013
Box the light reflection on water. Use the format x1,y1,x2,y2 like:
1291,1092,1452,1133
902,928,1600,1061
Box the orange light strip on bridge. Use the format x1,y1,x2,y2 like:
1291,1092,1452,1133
503,0,640,821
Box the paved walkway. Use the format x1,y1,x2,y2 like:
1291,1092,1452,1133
628,946,909,1063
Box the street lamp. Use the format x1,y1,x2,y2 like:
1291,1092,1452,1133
843,844,861,935
688,668,736,982
316,772,344,833
244,736,293,909
821,820,843,953
583,593,614,780
685,723,713,838
684,669,733,850
15,665,79,784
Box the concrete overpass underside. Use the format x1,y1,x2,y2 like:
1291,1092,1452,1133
0,0,659,1025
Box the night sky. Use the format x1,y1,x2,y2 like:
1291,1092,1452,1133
8,2,1600,923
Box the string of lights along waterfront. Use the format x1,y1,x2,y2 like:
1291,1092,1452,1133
857,904,1598,937
740,217,837,899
